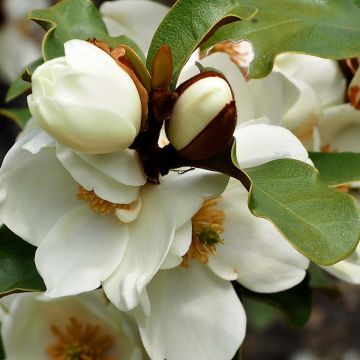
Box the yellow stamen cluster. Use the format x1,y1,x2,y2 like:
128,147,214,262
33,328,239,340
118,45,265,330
77,186,132,216
47,317,115,360
183,197,225,267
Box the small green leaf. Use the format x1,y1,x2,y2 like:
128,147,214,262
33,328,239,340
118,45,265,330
242,159,360,265
0,108,31,129
233,276,313,327
30,0,145,62
0,226,45,297
202,0,360,78
310,152,360,186
5,59,43,103
147,0,258,89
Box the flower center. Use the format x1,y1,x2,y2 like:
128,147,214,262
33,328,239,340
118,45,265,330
47,317,115,360
77,186,129,215
183,197,225,267
77,187,142,223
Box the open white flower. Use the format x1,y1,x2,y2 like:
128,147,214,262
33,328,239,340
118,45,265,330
137,122,310,360
0,0,49,82
1,291,146,360
0,127,227,305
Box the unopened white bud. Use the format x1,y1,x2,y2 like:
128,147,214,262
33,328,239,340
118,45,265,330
166,72,236,160
27,39,142,154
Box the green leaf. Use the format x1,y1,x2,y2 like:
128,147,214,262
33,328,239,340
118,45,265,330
202,0,360,78
5,59,43,103
242,159,360,265
233,276,313,327
147,0,258,89
30,0,145,62
310,152,360,186
0,108,31,129
0,226,45,297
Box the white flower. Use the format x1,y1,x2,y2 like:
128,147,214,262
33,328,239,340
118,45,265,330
100,0,169,54
0,291,146,359
318,104,360,153
274,53,346,108
137,126,310,360
0,126,227,306
28,40,143,154
0,0,49,82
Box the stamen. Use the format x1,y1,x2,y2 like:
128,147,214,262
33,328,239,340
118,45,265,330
183,197,225,267
77,186,133,216
205,41,252,77
47,317,115,360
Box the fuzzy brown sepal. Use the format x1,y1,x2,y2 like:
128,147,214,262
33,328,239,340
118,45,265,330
178,100,237,161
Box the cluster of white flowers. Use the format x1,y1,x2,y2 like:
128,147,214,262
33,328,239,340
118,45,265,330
0,1,358,359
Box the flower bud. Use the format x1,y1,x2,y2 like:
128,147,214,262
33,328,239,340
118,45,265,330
27,39,143,154
166,72,237,161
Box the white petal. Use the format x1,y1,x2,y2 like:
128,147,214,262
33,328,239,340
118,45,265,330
21,129,56,154
0,25,40,82
56,144,140,204
161,221,192,269
234,122,310,168
160,169,229,228
247,72,299,125
322,246,360,284
0,132,79,246
64,39,121,76
75,150,146,187
103,185,176,311
318,103,360,152
35,205,129,297
140,263,246,360
34,96,137,154
208,181,309,292
275,54,346,107
100,0,169,53
53,72,141,133
282,78,322,147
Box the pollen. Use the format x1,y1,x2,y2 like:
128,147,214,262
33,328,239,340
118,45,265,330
47,317,115,360
77,186,132,216
183,197,225,267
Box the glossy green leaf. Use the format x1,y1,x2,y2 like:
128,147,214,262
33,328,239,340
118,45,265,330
242,159,360,265
5,59,43,103
30,0,145,62
0,226,45,297
147,0,258,89
202,0,360,78
0,108,31,129
233,276,313,327
310,152,360,186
